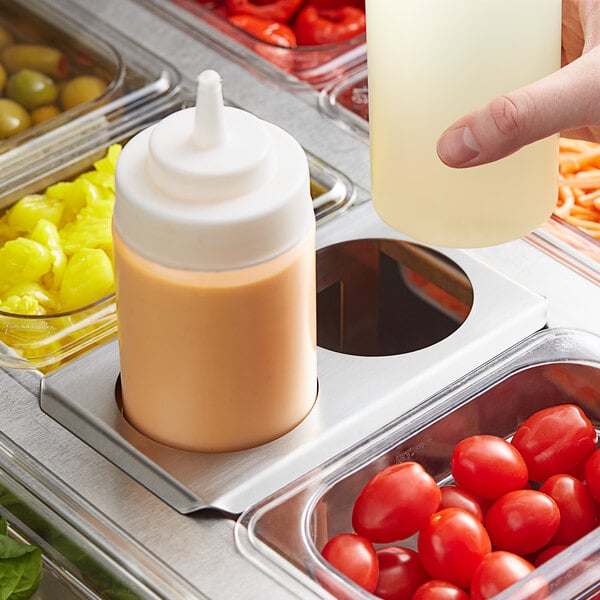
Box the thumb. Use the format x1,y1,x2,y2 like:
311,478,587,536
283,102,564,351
436,47,600,168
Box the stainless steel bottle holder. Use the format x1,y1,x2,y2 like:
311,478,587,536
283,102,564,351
40,202,547,515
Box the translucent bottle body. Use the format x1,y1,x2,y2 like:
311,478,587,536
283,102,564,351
366,0,562,247
114,228,317,453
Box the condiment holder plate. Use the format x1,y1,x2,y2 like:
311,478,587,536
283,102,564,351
40,201,547,515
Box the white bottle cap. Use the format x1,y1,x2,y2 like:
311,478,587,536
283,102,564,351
113,70,314,271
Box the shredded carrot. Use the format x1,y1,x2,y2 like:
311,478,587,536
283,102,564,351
559,148,600,175
570,205,599,220
559,138,598,153
563,216,600,230
554,138,600,252
575,188,600,208
561,170,600,190
555,186,575,218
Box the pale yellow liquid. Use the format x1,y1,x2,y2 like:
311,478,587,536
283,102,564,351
366,0,561,247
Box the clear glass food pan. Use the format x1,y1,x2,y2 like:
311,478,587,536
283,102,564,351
236,327,600,600
138,0,367,90
0,0,181,196
317,65,369,139
0,92,356,373
527,214,600,286
0,418,188,600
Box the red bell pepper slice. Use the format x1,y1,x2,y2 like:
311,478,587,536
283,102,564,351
293,5,366,46
305,0,365,8
228,14,298,47
225,0,303,23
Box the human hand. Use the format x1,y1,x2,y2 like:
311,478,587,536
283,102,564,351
437,0,600,168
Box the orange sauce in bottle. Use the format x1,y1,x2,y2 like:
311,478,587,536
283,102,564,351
114,228,316,452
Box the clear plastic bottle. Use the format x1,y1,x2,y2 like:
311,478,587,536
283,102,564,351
112,70,317,452
366,0,562,248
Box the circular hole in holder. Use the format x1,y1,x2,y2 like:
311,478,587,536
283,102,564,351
316,238,473,356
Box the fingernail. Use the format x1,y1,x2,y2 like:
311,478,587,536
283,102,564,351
437,126,480,166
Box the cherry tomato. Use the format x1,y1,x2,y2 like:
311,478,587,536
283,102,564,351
438,485,484,521
470,551,541,600
584,448,600,504
534,544,567,567
411,580,469,600
373,546,429,600
417,508,491,589
451,435,528,499
484,489,560,555
475,496,496,518
511,404,597,482
352,462,441,543
539,474,598,545
321,533,378,593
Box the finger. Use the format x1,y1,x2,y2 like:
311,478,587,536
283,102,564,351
437,47,600,168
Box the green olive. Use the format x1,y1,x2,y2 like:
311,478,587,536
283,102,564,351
0,98,31,139
5,69,58,110
1,44,69,78
0,64,6,93
0,26,13,51
60,75,107,110
30,104,60,124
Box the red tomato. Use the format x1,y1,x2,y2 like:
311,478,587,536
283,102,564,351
534,544,567,567
511,404,597,482
411,580,469,600
320,533,379,593
438,485,484,521
539,474,598,545
417,508,491,589
352,462,441,543
470,551,541,600
451,435,528,499
585,448,600,504
373,546,429,600
475,496,496,518
484,489,560,555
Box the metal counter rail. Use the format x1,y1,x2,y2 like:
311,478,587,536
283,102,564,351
3,1,600,600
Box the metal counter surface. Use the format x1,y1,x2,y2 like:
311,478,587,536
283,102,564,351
3,0,600,599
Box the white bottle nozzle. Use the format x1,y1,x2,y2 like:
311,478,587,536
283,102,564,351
193,70,227,149
116,69,314,270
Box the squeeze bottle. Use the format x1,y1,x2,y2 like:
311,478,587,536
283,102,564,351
366,0,562,248
112,70,317,453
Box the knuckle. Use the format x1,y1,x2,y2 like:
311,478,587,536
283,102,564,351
489,94,531,141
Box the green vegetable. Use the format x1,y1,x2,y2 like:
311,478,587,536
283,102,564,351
5,69,58,110
0,485,142,599
0,517,41,600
